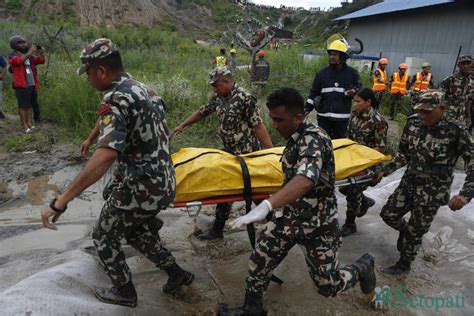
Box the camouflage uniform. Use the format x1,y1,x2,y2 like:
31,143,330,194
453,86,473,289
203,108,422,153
380,91,473,264
440,65,474,124
339,108,387,224
250,57,270,96
80,39,178,289
199,72,263,224
246,121,360,298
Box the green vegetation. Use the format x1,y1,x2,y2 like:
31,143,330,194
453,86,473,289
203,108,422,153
1,8,405,153
0,22,326,150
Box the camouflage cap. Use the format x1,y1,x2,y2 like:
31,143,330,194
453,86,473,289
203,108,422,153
208,66,232,84
413,90,444,111
458,55,472,64
77,38,117,75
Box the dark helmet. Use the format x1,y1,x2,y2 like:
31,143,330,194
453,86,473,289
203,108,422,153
9,35,26,50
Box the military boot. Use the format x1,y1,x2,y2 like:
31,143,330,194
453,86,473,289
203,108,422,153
163,263,195,294
397,229,405,252
219,292,266,316
341,223,357,237
196,218,225,240
356,195,375,217
352,253,376,294
95,281,137,307
383,259,411,276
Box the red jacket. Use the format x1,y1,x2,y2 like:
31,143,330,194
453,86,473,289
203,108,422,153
8,52,45,90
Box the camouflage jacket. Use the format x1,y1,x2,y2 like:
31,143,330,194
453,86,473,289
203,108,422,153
440,72,474,122
347,107,388,150
383,114,473,202
275,121,337,232
199,83,263,154
97,73,176,211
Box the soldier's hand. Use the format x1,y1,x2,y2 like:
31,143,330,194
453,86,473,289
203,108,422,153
448,195,468,211
41,206,62,230
371,171,384,185
170,125,185,139
80,138,92,156
230,200,272,229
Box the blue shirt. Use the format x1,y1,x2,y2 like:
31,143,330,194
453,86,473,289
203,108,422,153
0,55,6,68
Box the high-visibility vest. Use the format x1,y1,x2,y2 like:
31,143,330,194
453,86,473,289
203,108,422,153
372,68,387,91
390,72,409,95
215,56,226,67
413,72,431,92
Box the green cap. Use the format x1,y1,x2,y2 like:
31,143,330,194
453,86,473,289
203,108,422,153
413,90,444,111
208,66,232,84
77,38,117,75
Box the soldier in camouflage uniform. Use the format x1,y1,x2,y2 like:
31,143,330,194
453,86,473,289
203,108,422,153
172,66,273,240
372,90,473,275
340,88,388,237
220,88,376,315
440,55,473,126
41,39,194,307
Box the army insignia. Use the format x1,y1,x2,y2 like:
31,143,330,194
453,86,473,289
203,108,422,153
102,114,111,125
97,103,112,116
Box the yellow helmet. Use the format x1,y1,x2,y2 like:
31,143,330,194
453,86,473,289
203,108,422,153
230,48,236,54
327,40,348,54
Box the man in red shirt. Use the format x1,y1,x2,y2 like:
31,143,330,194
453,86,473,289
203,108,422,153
8,35,45,133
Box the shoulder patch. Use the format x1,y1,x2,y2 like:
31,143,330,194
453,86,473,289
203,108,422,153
377,123,386,130
97,103,113,116
102,114,112,125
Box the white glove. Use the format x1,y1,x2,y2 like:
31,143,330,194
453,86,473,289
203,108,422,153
230,199,273,229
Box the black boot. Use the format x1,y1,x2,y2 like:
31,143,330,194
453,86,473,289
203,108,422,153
341,222,357,237
397,223,407,252
163,263,195,294
383,259,411,276
196,219,225,240
95,281,137,307
356,195,375,217
219,292,266,316
352,253,376,294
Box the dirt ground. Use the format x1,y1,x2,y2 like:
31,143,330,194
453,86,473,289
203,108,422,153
0,113,473,315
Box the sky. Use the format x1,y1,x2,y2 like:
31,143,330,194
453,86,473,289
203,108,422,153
251,0,343,10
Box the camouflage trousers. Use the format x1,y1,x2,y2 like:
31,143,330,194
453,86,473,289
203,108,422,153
245,217,359,297
215,199,263,224
380,176,445,263
389,93,403,119
339,183,370,223
92,202,175,288
374,90,386,110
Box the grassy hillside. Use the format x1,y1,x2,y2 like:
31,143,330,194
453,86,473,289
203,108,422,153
0,21,331,150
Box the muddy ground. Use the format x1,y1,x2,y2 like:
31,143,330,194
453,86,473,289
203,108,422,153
0,114,473,315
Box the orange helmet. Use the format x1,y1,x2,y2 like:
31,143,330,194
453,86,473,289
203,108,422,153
378,58,388,65
399,63,408,69
257,50,265,57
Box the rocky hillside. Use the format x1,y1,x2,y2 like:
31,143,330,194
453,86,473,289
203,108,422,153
1,0,381,42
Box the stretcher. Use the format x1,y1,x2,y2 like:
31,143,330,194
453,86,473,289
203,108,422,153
171,138,391,212
170,139,391,285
